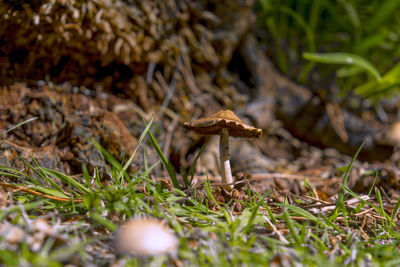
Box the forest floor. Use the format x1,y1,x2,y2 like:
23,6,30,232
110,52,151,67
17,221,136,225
1,1,400,265
0,83,400,266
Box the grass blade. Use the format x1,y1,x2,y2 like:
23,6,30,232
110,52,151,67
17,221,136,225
375,187,390,224
41,168,90,195
366,0,400,33
278,203,327,228
334,142,365,215
390,196,400,227
276,6,315,52
283,210,301,246
90,213,117,231
303,52,381,80
340,183,391,221
0,165,40,185
148,129,181,189
2,117,38,137
354,62,400,99
82,164,92,188
29,156,65,193
244,202,262,234
90,138,123,170
119,116,154,182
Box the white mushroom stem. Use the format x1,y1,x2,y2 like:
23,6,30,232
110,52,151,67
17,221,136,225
219,128,233,190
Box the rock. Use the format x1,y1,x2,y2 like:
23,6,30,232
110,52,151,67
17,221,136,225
0,84,143,178
0,223,25,245
376,121,400,148
0,140,64,174
230,140,275,173
57,110,138,174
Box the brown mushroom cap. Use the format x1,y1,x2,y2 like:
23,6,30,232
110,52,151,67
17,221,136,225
183,110,262,138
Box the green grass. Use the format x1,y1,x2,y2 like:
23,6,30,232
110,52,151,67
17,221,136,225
0,124,400,266
255,0,400,102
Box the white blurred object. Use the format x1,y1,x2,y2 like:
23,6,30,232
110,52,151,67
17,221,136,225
115,218,178,256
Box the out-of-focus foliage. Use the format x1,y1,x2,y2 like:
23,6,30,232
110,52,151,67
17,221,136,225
255,0,400,103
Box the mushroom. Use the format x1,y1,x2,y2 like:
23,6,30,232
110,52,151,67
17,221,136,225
184,110,262,190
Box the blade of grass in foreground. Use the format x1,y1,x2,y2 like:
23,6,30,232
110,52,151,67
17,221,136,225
90,138,123,170
332,142,364,219
390,196,400,227
0,117,38,138
244,201,262,234
119,116,154,183
375,187,388,224
90,138,131,185
22,156,65,194
278,203,327,228
82,164,92,188
0,170,37,184
340,183,391,222
204,174,220,211
255,191,278,224
148,129,181,189
283,210,301,246
41,168,90,195
0,166,40,185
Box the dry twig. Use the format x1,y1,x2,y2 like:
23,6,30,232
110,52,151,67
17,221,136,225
0,182,82,203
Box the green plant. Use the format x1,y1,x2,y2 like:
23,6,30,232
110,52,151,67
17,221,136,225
1,122,400,265
255,0,400,102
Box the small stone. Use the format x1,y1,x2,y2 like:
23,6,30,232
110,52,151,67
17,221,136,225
0,223,25,245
